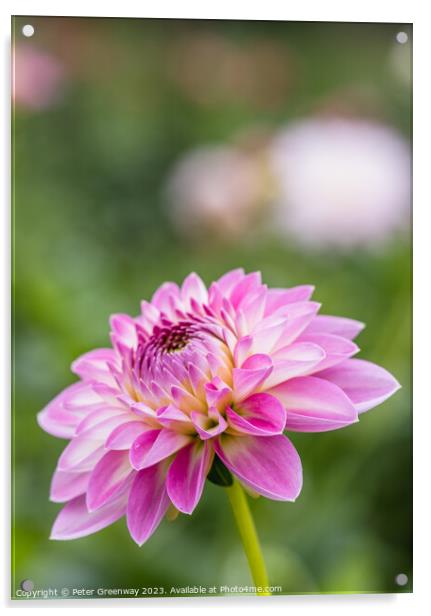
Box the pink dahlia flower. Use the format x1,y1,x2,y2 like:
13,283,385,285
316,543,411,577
38,270,400,545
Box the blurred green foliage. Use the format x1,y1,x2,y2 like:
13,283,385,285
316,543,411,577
12,16,412,599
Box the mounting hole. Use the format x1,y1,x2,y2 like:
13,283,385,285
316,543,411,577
395,573,408,586
22,24,34,38
396,32,408,44
20,579,34,591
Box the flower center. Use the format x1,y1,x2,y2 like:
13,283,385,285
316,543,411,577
135,320,199,377
134,316,228,392
152,322,193,354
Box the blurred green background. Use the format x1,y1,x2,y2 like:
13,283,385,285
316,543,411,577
12,17,412,598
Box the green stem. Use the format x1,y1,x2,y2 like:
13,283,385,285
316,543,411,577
226,478,271,596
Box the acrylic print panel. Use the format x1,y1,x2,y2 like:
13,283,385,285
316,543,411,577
11,16,412,600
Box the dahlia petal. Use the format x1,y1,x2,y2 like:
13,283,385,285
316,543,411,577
110,314,138,349
222,307,239,328
71,348,117,384
214,434,302,501
230,272,262,309
216,268,245,294
232,354,273,402
142,430,192,469
50,493,127,541
86,450,134,511
304,315,365,340
151,282,181,317
272,340,326,362
188,350,212,378
111,342,133,377
318,359,401,413
204,380,233,411
62,382,103,410
268,376,358,432
157,405,190,421
181,272,208,307
50,470,90,503
271,302,321,347
234,308,249,338
242,354,272,371
37,382,101,439
130,428,192,470
57,436,105,472
221,327,238,357
191,408,227,440
90,382,124,407
75,408,130,435
187,363,207,399
234,336,253,367
167,440,214,514
249,322,286,356
140,300,160,329
265,286,315,314
206,351,231,383
105,421,150,450
129,429,160,469
58,412,131,472
150,381,171,406
152,363,184,393
298,333,359,371
263,342,326,388
127,463,171,546
37,405,79,440
240,288,267,332
226,393,286,436
208,282,225,315
268,300,321,321
131,401,158,419
171,386,206,413
156,405,192,431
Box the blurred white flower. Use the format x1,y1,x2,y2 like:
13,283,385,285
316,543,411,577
269,118,411,249
13,44,65,111
166,146,266,239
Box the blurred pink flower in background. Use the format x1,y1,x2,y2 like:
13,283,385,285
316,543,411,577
38,269,399,545
13,44,65,111
166,146,267,239
269,118,411,249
